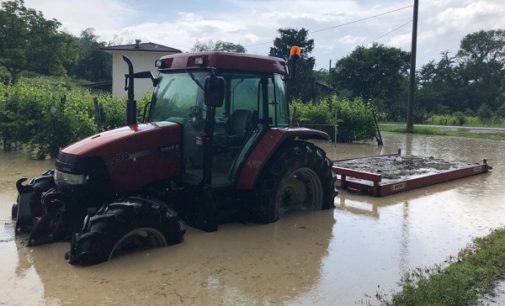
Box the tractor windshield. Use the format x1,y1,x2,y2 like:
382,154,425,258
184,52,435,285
150,71,208,124
149,71,289,127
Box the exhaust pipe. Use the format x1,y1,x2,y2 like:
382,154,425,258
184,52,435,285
123,56,137,126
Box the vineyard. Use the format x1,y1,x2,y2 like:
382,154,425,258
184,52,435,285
0,79,149,158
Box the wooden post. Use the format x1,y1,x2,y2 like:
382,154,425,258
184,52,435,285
372,107,383,146
93,97,103,131
59,95,66,112
334,109,338,143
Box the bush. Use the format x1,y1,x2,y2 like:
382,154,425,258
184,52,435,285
497,102,505,118
464,108,475,117
426,113,479,126
477,104,493,122
453,111,466,125
292,96,376,142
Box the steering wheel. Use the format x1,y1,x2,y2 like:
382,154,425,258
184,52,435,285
189,106,204,131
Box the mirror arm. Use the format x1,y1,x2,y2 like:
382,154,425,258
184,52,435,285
132,71,159,87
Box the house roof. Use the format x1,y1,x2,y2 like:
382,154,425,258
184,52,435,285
102,42,181,53
315,80,336,91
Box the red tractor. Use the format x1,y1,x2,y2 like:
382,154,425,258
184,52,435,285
12,50,336,265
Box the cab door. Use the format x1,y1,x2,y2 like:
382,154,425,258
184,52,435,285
211,73,270,187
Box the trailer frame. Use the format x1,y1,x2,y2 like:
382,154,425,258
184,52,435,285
332,150,490,197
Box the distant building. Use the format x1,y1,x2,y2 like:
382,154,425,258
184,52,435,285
315,80,337,101
102,40,181,98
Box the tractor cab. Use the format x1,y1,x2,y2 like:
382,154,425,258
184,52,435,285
149,52,290,188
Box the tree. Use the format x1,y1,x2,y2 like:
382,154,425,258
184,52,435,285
330,44,410,120
457,30,505,111
0,0,78,83
416,51,464,115
416,30,505,118
269,28,317,102
191,40,246,53
72,28,112,81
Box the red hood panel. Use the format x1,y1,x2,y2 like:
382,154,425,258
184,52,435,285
62,122,181,193
63,122,179,156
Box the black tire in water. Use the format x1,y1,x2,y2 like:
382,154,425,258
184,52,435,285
66,197,185,266
254,141,336,224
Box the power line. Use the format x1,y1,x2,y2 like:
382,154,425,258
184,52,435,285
365,20,412,45
311,5,412,34
245,4,413,48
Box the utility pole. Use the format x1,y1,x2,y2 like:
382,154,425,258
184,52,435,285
406,0,419,133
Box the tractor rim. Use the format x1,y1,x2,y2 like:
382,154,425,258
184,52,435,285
277,167,323,214
108,227,167,260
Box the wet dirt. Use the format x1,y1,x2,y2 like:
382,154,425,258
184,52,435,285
0,133,504,305
333,154,478,181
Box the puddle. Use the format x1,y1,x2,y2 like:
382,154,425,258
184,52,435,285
0,132,504,305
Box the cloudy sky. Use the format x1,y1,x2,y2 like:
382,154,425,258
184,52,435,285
21,0,505,69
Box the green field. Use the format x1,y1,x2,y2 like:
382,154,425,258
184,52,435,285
380,123,505,141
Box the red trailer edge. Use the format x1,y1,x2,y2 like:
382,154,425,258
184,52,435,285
332,152,491,197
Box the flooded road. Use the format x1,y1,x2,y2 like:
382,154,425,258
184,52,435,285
0,133,504,305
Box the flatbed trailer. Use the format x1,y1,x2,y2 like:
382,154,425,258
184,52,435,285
332,150,491,197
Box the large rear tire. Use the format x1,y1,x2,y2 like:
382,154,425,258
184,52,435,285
66,197,185,266
254,141,336,224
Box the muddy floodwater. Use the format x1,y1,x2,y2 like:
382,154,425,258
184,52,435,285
1,133,504,305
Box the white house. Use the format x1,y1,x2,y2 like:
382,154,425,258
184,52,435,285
103,40,181,98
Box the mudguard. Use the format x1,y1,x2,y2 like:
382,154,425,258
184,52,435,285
235,127,329,190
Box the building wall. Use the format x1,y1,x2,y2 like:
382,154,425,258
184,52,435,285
110,50,177,98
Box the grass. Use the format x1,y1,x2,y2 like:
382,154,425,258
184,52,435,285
376,228,505,306
382,119,505,129
380,123,505,141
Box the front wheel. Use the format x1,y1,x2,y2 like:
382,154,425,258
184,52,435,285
66,197,185,266
254,141,336,223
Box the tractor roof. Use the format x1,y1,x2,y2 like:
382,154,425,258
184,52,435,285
157,52,287,75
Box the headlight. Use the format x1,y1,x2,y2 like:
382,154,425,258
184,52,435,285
55,170,88,185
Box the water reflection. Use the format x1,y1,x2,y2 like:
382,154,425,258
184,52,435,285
334,172,489,221
336,196,379,218
10,210,336,305
399,201,410,274
405,133,413,155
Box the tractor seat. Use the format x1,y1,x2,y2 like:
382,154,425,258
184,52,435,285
226,109,256,146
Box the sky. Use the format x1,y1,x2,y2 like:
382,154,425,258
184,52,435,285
19,0,505,70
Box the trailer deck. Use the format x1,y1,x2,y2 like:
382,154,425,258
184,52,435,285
332,150,491,196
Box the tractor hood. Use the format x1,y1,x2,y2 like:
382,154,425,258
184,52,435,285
62,122,180,157
58,122,182,193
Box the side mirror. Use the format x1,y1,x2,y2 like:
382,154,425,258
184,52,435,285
204,75,225,107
